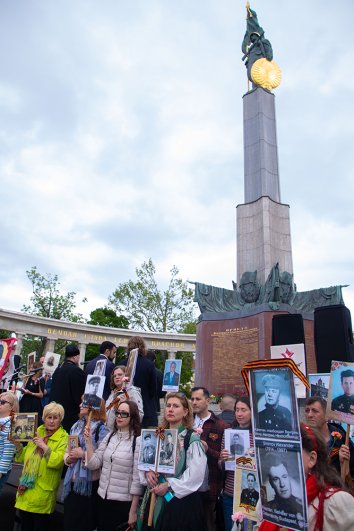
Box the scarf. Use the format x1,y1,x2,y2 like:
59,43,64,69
63,418,106,499
18,429,57,495
259,474,342,531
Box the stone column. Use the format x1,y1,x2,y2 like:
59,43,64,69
78,342,87,365
44,338,56,354
14,333,24,358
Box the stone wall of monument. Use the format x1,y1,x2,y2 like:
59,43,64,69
195,310,316,395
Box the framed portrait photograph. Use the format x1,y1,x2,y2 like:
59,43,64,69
82,374,105,410
68,435,79,450
11,413,38,442
43,352,60,376
162,359,182,392
27,352,36,374
270,344,307,399
93,359,107,377
250,367,300,441
224,429,250,471
327,360,354,425
138,429,158,471
233,467,260,522
308,373,330,399
256,439,307,531
157,429,178,474
125,348,138,389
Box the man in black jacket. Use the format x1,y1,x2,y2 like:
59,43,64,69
50,344,86,432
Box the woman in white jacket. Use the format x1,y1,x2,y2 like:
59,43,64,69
85,400,143,531
106,365,144,429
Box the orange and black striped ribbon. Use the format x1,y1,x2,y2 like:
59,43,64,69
241,358,310,395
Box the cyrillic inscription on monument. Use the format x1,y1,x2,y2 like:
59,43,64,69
211,327,259,384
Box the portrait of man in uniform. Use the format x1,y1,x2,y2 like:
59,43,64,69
83,375,104,409
240,472,259,509
263,454,304,526
258,373,292,431
142,433,156,464
331,369,354,415
230,433,245,457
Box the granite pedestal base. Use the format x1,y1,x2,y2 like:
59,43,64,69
194,306,316,395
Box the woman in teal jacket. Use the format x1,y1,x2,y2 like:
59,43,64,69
14,401,68,531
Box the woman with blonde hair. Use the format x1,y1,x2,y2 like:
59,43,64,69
14,401,68,530
63,398,108,531
0,391,19,493
140,392,207,530
106,365,144,429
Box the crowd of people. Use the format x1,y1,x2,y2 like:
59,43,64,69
0,336,354,531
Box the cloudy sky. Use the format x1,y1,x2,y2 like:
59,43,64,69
1,0,354,323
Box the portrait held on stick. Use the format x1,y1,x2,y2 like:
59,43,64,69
250,367,299,440
82,375,105,410
327,360,354,424
162,359,182,392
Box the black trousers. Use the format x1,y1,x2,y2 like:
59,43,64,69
19,510,53,531
64,480,100,531
98,497,131,531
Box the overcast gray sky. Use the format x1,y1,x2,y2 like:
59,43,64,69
1,0,354,323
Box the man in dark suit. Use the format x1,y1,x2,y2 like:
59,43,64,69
50,344,86,432
85,341,117,401
163,361,180,387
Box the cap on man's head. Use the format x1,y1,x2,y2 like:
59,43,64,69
144,433,151,440
89,376,101,385
65,344,80,358
262,374,282,389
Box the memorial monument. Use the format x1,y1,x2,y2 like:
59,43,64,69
193,3,346,394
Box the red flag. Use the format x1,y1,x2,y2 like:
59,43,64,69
0,338,17,382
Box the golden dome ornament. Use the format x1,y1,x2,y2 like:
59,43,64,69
251,58,282,91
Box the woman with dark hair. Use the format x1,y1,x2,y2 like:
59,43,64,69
20,362,45,418
259,423,354,530
139,392,207,531
219,397,255,531
127,336,158,428
106,365,144,429
85,400,143,531
63,398,109,531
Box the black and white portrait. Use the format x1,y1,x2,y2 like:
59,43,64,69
83,374,105,409
138,429,157,470
157,429,178,474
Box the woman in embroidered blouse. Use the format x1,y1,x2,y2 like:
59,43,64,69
14,402,68,531
219,397,255,531
140,392,207,531
63,398,108,531
0,391,19,493
106,365,144,429
85,400,143,531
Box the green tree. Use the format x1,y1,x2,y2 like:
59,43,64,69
108,259,196,333
22,266,86,322
20,266,87,359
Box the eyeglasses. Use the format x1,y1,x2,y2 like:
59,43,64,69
115,411,130,418
0,400,10,406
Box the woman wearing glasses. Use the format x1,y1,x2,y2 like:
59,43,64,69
85,400,143,531
0,392,19,493
106,365,144,430
140,392,207,531
63,398,108,531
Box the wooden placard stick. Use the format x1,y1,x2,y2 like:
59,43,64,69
147,427,165,527
341,424,351,481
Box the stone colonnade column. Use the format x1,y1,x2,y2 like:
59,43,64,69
78,343,87,365
167,351,176,360
44,338,56,354
14,333,24,358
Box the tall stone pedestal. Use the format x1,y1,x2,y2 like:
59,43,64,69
237,196,293,284
194,306,316,395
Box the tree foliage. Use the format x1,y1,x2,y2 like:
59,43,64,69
22,266,86,322
88,307,129,329
108,259,196,333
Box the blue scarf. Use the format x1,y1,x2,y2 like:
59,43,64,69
63,418,107,499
